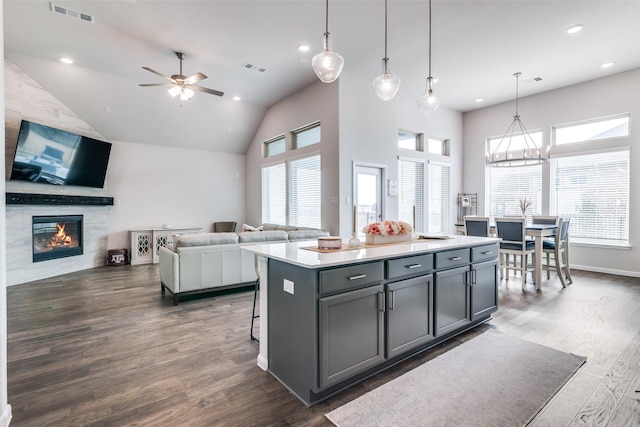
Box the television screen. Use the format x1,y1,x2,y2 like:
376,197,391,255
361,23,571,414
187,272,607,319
10,120,112,188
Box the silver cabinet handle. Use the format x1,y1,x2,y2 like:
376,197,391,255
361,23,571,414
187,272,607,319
450,256,462,261
406,264,422,269
389,290,395,310
347,274,367,281
481,251,493,255
378,292,386,312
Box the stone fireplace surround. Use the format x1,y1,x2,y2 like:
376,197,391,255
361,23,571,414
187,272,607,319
5,189,111,286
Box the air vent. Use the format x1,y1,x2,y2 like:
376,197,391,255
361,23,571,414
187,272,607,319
520,76,543,86
242,62,267,73
50,3,95,23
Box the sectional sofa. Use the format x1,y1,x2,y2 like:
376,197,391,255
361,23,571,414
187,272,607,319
158,224,329,304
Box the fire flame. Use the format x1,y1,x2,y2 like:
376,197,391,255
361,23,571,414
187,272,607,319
47,224,72,248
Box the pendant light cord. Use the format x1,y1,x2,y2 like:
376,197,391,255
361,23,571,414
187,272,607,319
514,72,521,118
324,0,329,35
383,0,389,72
428,0,432,78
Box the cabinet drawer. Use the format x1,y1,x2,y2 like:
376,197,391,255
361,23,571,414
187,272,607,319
435,248,470,270
319,262,384,294
471,244,499,263
386,254,433,281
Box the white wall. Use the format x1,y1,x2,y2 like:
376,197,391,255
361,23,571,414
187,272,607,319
463,68,640,277
106,140,246,249
245,80,340,234
338,72,464,237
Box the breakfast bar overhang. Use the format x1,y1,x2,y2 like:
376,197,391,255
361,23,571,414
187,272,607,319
242,235,501,406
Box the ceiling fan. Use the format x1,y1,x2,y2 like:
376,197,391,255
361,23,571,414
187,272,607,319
139,51,224,100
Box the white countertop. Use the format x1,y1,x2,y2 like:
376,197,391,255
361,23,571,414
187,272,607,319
241,235,500,269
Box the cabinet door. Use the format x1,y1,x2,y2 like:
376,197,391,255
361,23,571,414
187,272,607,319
386,275,434,358
319,284,385,388
471,260,498,320
434,266,471,337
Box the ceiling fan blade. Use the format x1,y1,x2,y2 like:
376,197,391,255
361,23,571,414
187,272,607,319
183,72,207,85
142,66,173,82
138,83,172,87
191,85,224,97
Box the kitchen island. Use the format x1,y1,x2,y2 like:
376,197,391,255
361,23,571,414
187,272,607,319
242,235,500,406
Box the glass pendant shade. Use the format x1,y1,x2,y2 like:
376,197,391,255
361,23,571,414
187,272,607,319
373,71,401,101
312,33,344,83
416,78,440,113
180,87,195,101
168,85,181,98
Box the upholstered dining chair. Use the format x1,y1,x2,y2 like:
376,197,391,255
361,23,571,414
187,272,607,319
532,215,558,225
213,221,237,232
495,217,536,289
542,217,572,288
463,216,491,237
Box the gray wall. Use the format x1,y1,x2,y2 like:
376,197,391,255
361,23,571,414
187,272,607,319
463,68,640,277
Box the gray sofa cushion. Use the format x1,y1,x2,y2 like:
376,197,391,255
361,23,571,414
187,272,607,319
287,229,330,241
173,232,238,250
238,230,288,243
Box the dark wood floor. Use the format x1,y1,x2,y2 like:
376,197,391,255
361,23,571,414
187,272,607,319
6,265,640,426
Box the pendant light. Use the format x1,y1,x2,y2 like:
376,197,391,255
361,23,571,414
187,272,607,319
312,0,344,83
416,0,440,113
373,0,400,100
486,72,549,167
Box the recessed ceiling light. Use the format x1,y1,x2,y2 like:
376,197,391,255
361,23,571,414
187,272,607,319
59,57,73,64
298,44,310,53
601,62,614,68
232,96,241,101
567,24,583,34
475,98,483,103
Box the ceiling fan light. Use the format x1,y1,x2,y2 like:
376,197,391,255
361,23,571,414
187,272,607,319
168,85,181,98
180,87,195,101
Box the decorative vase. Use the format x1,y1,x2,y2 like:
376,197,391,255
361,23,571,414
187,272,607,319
365,233,412,245
348,235,361,247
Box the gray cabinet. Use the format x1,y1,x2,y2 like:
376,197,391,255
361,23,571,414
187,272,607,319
471,259,498,320
319,284,385,388
386,274,433,358
434,265,471,336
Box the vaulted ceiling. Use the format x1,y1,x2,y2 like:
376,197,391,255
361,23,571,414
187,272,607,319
4,1,640,154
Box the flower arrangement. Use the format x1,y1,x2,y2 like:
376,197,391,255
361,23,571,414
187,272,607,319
362,220,413,236
519,197,531,216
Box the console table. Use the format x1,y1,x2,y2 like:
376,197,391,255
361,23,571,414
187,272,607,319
130,226,202,265
242,235,500,405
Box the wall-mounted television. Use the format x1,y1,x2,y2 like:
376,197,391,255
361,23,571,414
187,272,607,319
10,120,112,189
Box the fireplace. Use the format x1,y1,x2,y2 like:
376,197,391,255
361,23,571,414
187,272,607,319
32,215,83,262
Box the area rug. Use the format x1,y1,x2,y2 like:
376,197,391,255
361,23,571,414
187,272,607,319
325,330,586,427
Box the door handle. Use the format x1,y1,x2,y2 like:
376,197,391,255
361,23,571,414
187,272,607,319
472,269,477,285
450,256,462,261
389,290,395,310
378,292,386,312
347,274,366,281
481,251,493,255
405,264,422,269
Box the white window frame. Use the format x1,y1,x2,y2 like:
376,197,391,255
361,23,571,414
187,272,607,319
398,156,425,232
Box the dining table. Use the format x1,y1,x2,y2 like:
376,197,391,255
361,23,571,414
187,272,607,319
455,222,557,291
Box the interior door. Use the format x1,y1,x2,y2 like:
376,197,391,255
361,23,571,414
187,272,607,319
354,165,384,236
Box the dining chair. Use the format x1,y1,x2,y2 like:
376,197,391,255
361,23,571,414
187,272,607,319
532,215,558,225
250,256,260,342
463,216,491,237
213,221,237,232
495,217,536,289
542,217,572,287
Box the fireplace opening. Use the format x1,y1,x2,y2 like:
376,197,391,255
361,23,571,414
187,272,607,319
32,215,83,262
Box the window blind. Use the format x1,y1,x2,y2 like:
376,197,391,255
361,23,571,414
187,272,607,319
261,163,286,224
289,155,321,228
293,123,320,149
398,159,424,231
550,149,629,245
428,162,450,233
487,165,542,222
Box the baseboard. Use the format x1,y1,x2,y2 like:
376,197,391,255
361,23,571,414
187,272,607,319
571,265,640,278
257,354,268,371
0,404,12,427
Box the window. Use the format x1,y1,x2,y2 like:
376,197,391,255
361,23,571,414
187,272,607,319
487,165,542,222
398,130,423,151
427,162,450,233
553,114,630,146
427,137,450,156
293,122,320,149
398,158,424,231
550,149,629,246
261,155,321,228
264,135,285,157
289,155,321,228
262,163,286,224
